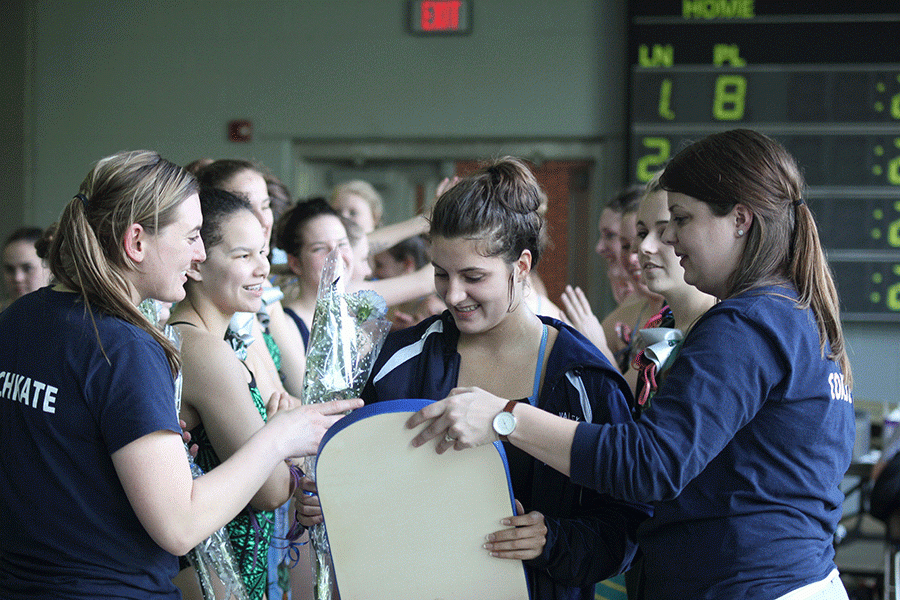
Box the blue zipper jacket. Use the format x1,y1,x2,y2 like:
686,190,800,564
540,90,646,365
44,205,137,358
362,312,651,600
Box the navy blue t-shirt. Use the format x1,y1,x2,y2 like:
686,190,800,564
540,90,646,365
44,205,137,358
0,288,182,599
571,285,854,600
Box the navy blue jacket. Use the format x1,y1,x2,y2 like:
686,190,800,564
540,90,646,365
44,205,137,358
363,312,650,600
571,285,854,599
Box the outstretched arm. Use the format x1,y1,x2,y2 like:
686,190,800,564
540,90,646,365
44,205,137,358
113,397,361,556
406,386,578,477
366,215,430,255
349,264,434,307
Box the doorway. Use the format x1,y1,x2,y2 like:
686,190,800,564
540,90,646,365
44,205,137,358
290,139,605,309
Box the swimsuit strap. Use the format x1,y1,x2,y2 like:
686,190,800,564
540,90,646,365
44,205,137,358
526,324,549,406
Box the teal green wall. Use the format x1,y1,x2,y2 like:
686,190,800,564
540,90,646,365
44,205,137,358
15,0,624,226
2,0,894,406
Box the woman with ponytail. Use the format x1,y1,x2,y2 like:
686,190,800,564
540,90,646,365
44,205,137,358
0,151,360,599
407,132,854,600
362,157,649,600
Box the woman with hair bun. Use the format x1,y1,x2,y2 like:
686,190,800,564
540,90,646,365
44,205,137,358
408,131,854,600
362,156,649,600
0,151,359,599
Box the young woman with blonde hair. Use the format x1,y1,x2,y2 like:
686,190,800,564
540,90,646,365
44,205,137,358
0,151,358,599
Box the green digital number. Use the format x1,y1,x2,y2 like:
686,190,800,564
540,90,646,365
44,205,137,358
888,218,900,247
658,78,675,120
888,280,900,311
636,137,670,182
889,155,900,185
712,75,746,121
893,93,900,120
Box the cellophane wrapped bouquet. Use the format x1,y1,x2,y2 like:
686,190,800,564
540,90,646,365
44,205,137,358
300,250,391,599
139,300,249,600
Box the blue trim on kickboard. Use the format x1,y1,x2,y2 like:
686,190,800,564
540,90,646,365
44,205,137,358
316,399,528,597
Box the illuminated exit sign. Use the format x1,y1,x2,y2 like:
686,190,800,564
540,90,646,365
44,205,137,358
408,0,472,34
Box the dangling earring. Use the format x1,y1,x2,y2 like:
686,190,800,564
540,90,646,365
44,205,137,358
737,229,745,237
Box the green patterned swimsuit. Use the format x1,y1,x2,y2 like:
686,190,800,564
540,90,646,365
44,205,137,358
191,369,274,600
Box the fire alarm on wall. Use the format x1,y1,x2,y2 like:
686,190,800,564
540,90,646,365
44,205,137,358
228,120,253,143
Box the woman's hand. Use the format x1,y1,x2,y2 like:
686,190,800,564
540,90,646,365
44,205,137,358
560,285,616,364
178,419,199,458
265,391,298,420
435,176,460,200
271,398,362,459
560,286,606,348
293,477,325,527
484,499,547,561
406,387,508,453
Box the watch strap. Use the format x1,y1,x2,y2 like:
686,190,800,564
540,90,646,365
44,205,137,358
499,399,520,442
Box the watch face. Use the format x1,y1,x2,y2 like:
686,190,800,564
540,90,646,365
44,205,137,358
493,411,516,437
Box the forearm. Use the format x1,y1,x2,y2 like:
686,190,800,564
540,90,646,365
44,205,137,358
116,426,287,556
354,264,434,306
189,427,288,537
248,458,293,511
366,215,429,255
507,403,578,477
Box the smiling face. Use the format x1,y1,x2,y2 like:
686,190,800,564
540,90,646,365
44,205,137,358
594,208,622,265
221,169,274,253
619,211,649,293
431,235,526,336
3,240,50,299
135,193,206,303
635,190,686,297
663,192,746,299
288,214,353,292
193,209,269,315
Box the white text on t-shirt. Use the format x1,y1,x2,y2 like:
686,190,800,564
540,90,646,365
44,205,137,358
828,372,851,404
0,370,58,413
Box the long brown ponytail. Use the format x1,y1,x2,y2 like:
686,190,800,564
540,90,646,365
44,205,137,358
48,150,197,377
660,129,851,388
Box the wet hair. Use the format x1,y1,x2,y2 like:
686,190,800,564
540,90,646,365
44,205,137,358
265,173,293,225
330,180,383,227
383,235,430,270
184,157,214,176
275,197,343,258
659,128,850,387
195,158,262,191
340,216,366,252
430,156,548,268
198,187,253,251
606,185,644,215
48,150,197,377
4,227,44,250
34,224,56,261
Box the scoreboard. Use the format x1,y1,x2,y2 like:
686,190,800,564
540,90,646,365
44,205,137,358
627,1,900,320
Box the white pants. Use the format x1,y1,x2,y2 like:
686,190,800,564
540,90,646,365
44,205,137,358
773,570,848,600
